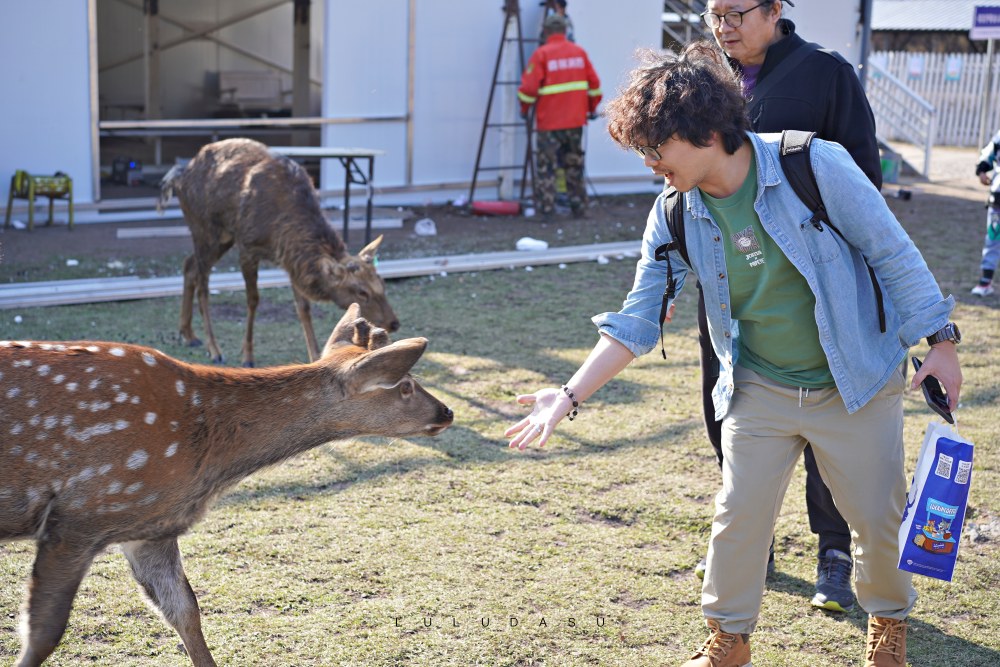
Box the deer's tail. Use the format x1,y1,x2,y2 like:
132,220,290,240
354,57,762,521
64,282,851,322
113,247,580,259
157,164,185,214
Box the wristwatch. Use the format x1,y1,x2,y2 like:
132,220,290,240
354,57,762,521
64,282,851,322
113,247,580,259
926,322,961,347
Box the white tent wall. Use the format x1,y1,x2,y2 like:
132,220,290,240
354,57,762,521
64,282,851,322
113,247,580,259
0,1,96,205
321,0,664,206
788,1,865,68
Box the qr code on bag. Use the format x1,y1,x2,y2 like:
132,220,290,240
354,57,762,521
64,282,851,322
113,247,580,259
956,460,972,485
934,454,954,480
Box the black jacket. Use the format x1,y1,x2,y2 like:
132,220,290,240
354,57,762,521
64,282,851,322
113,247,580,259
731,20,882,189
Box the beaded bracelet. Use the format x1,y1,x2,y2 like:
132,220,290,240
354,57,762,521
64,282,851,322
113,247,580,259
561,385,580,421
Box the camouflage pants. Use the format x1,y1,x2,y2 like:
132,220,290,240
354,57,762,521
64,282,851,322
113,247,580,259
534,127,585,215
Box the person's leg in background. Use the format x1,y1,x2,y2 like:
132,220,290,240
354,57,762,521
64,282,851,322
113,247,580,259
804,446,856,612
534,130,559,218
561,127,587,218
972,205,999,295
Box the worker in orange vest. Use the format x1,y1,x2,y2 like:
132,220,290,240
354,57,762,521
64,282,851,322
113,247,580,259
518,13,601,219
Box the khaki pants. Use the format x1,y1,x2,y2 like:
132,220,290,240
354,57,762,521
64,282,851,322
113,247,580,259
702,365,917,634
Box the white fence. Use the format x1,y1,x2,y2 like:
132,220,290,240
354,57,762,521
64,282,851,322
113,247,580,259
870,50,1000,147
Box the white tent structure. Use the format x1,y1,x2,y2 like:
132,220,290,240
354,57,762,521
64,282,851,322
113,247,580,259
0,1,870,216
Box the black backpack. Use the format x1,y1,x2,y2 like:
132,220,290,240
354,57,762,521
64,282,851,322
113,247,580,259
653,129,885,358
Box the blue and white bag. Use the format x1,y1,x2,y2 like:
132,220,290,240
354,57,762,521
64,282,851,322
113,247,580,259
898,421,974,581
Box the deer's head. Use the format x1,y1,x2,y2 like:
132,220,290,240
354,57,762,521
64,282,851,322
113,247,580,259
310,235,399,332
320,304,452,437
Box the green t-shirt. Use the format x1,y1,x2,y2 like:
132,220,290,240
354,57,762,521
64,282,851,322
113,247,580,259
700,153,835,388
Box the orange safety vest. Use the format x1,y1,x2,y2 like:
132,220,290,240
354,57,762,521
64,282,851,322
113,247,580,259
518,34,601,132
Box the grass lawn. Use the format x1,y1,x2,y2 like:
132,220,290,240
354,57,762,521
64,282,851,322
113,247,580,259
1,187,998,666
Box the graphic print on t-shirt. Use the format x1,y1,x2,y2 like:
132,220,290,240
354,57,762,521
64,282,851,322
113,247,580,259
731,226,765,268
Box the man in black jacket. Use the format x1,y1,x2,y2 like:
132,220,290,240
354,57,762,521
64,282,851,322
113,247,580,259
693,0,882,615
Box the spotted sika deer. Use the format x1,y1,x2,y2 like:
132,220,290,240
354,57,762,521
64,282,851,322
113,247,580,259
0,304,453,667
160,137,399,367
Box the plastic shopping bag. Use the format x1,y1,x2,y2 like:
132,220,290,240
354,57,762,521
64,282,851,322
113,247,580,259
898,421,974,581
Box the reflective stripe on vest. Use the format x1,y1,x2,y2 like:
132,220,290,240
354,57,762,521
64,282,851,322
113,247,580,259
518,91,537,104
537,80,589,96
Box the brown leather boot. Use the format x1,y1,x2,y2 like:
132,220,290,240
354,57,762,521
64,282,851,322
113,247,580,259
681,619,752,667
865,615,907,666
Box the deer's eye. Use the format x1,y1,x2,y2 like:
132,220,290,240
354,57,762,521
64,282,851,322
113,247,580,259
355,288,370,303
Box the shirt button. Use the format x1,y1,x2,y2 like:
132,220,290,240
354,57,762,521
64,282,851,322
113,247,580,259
721,303,727,311
714,236,720,242
718,273,726,280
724,331,731,338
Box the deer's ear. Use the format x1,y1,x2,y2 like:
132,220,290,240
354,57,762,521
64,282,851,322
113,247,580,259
320,255,346,283
357,234,384,263
322,303,364,354
348,337,427,393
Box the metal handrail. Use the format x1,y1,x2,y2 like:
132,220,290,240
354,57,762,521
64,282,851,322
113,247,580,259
866,59,936,176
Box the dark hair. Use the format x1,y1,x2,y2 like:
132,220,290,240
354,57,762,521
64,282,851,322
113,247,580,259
605,40,749,155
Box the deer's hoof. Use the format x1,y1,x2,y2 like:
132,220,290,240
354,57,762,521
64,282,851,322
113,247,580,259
183,337,203,348
242,360,255,368
210,354,224,364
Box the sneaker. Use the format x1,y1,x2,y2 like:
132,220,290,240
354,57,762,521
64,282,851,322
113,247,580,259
971,282,995,296
695,546,775,581
865,616,907,666
811,548,855,613
682,619,752,667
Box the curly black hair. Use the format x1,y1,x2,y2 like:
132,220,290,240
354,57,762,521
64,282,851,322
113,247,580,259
605,40,749,156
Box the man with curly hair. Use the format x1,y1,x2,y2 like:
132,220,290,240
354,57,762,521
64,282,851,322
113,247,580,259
505,42,962,667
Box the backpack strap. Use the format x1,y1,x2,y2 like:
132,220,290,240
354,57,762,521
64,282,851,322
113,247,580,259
779,130,886,333
652,187,687,359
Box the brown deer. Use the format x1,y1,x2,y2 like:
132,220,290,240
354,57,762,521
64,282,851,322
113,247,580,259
0,304,453,667
160,137,399,367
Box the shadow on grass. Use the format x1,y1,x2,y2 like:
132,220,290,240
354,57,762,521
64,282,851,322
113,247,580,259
217,414,705,508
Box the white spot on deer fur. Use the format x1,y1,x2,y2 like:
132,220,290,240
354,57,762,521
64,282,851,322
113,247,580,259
107,481,123,495
126,450,148,470
115,392,128,403
37,364,50,377
10,445,23,455
90,401,111,412
87,346,100,353
10,422,24,435
125,482,143,495
61,415,73,426
43,416,57,429
102,502,132,513
175,380,186,396
85,366,95,373
66,382,78,392
138,493,160,506
25,451,39,463
66,422,115,442
88,378,100,390
6,387,20,399
144,412,157,425
115,419,129,431
131,396,140,405
52,375,65,384
27,398,37,408
110,347,125,357
98,464,112,475
12,359,31,367
142,352,157,366
191,391,202,406
29,415,40,427
165,442,178,457
170,421,179,432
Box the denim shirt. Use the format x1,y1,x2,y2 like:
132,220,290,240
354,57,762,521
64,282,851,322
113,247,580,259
593,132,954,418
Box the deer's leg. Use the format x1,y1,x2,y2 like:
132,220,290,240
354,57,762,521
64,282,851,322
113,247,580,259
121,538,217,667
190,239,234,364
239,256,260,368
17,536,98,667
291,287,320,362
179,254,203,347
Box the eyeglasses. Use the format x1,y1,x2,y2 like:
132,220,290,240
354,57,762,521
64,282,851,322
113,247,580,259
632,140,666,161
701,1,769,30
